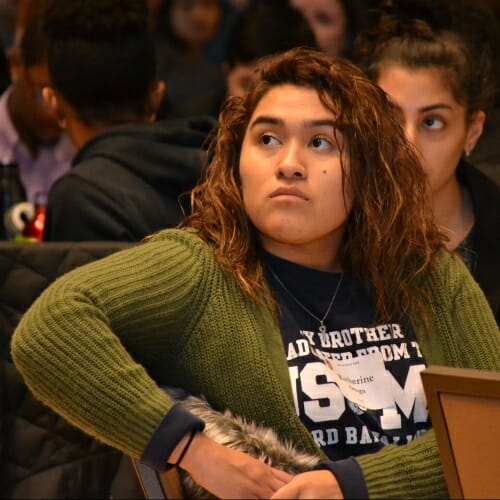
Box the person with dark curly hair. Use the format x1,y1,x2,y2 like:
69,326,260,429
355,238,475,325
41,0,214,242
355,0,500,323
12,48,500,498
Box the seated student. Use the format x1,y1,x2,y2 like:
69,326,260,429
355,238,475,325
291,0,369,59
158,0,317,115
154,0,230,118
223,0,317,98
355,0,500,322
0,0,74,205
42,0,214,242
12,47,500,499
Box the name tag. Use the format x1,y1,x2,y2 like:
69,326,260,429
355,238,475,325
325,351,393,410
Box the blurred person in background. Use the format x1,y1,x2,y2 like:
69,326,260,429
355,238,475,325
355,0,500,322
291,0,369,59
223,0,317,98
154,0,238,118
155,0,317,116
0,0,74,205
42,0,213,242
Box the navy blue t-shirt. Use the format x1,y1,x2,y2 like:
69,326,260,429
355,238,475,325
263,251,430,461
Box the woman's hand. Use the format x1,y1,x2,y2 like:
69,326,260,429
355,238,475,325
271,470,344,499
179,432,293,499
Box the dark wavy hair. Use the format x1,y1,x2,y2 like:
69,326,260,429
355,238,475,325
181,47,444,325
225,0,316,68
44,0,157,126
336,0,371,59
354,0,498,116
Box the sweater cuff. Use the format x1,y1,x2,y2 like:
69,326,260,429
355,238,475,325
140,403,205,471
314,457,368,499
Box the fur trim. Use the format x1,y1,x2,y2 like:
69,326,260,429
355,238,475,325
165,387,321,498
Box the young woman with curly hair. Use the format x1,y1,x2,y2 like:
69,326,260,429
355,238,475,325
12,47,500,499
355,0,500,323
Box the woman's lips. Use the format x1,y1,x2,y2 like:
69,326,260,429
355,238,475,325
269,186,309,200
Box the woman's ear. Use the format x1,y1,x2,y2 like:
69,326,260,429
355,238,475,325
464,110,486,155
147,80,166,121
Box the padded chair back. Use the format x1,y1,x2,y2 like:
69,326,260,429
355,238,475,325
0,241,136,499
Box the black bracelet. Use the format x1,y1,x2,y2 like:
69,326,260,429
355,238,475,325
175,430,197,467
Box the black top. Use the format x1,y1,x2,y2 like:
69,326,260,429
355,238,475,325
43,116,215,242
458,161,500,323
263,251,430,461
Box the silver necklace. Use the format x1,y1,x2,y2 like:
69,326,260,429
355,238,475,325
269,267,344,333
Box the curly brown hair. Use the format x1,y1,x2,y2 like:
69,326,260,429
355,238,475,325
354,0,498,117
181,47,444,326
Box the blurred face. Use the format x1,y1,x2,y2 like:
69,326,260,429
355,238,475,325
239,84,351,268
225,61,257,98
377,66,484,195
170,0,221,50
16,63,62,146
291,0,347,56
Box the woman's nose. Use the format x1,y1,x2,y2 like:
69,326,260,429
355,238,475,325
403,123,427,161
404,122,418,146
277,142,306,179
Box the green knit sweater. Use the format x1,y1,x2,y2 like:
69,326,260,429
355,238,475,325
11,229,500,499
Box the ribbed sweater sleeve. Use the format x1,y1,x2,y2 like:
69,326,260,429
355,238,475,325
11,231,208,459
358,252,500,499
415,251,500,371
11,238,500,499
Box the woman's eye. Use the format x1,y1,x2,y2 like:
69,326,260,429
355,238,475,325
260,134,280,146
310,136,333,150
314,12,335,26
422,117,444,130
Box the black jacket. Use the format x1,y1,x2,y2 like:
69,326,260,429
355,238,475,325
43,116,214,242
0,242,134,498
459,161,500,322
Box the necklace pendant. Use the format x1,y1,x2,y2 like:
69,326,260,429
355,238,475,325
268,267,344,337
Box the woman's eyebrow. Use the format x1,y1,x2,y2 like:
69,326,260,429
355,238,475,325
249,116,336,129
248,116,283,129
418,103,453,113
304,119,336,128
